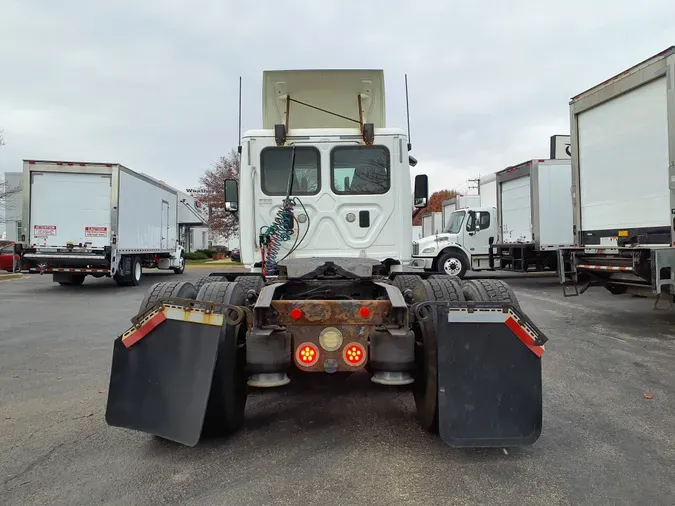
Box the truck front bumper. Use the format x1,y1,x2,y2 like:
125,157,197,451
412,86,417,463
409,257,433,269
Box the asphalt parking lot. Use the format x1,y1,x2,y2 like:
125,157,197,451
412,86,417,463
1,268,674,505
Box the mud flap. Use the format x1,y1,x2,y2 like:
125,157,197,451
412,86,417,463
105,318,222,447
435,303,546,447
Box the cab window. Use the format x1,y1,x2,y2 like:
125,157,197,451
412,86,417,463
260,146,320,196
466,211,490,231
331,145,390,195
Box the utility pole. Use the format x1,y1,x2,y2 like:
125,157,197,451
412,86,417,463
467,176,480,195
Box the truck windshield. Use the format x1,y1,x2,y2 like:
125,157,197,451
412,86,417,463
445,211,465,234
260,146,320,196
331,145,390,195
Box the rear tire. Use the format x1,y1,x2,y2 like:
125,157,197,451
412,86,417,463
115,256,142,286
234,275,265,300
173,255,185,274
460,279,521,310
57,274,86,286
409,276,465,434
138,281,198,313
196,281,248,437
193,275,224,293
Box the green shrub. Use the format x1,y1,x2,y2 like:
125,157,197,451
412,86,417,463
185,252,208,260
195,249,219,258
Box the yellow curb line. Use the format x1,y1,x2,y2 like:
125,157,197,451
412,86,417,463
0,274,25,282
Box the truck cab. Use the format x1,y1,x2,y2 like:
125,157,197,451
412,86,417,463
410,206,497,278
230,69,423,272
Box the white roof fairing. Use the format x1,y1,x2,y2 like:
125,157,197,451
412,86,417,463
262,69,386,130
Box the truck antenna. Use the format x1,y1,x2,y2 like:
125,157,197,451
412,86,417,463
237,76,242,155
405,74,412,151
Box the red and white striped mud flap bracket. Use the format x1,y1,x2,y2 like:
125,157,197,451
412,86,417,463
105,299,249,447
415,301,547,448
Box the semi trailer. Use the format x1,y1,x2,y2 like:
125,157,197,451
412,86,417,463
489,158,574,272
479,172,498,209
105,69,548,449
410,158,573,277
559,46,675,303
18,160,185,286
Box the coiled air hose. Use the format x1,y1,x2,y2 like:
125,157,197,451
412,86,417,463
261,198,295,275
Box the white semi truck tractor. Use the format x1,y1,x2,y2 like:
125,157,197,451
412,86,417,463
105,69,549,449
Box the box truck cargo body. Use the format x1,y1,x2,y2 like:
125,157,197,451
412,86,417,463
441,195,481,228
421,211,443,237
20,160,185,286
559,47,675,301
479,173,497,209
490,158,574,272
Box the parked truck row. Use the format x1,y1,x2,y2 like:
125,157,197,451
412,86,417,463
410,152,574,278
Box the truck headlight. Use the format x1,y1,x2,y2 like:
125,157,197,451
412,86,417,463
422,247,436,254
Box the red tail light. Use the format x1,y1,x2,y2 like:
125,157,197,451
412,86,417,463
290,308,303,320
343,343,366,367
359,307,371,318
296,342,319,367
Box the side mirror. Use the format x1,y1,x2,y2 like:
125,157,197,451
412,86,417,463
224,179,239,212
413,174,428,209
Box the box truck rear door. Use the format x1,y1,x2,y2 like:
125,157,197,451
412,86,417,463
30,172,112,249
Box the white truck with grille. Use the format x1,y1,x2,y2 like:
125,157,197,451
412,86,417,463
410,160,573,278
19,160,185,286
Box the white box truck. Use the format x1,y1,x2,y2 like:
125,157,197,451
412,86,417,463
410,159,573,277
559,47,675,303
489,158,574,272
19,160,185,286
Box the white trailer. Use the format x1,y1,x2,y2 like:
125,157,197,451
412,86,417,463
559,47,675,302
19,160,185,286
489,158,574,272
422,212,443,237
479,172,497,209
412,225,423,242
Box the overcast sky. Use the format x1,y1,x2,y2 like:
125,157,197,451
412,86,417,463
1,0,674,207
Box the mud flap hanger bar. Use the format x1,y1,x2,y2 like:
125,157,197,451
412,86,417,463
410,301,549,348
130,297,252,329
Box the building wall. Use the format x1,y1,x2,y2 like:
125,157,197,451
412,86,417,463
191,226,209,251
2,172,23,242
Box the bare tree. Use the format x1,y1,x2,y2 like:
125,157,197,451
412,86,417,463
0,176,23,225
198,149,240,241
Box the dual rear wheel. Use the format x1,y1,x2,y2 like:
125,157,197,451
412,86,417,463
140,276,265,439
393,274,520,434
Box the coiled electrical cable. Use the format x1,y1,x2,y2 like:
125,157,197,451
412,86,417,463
262,198,295,274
